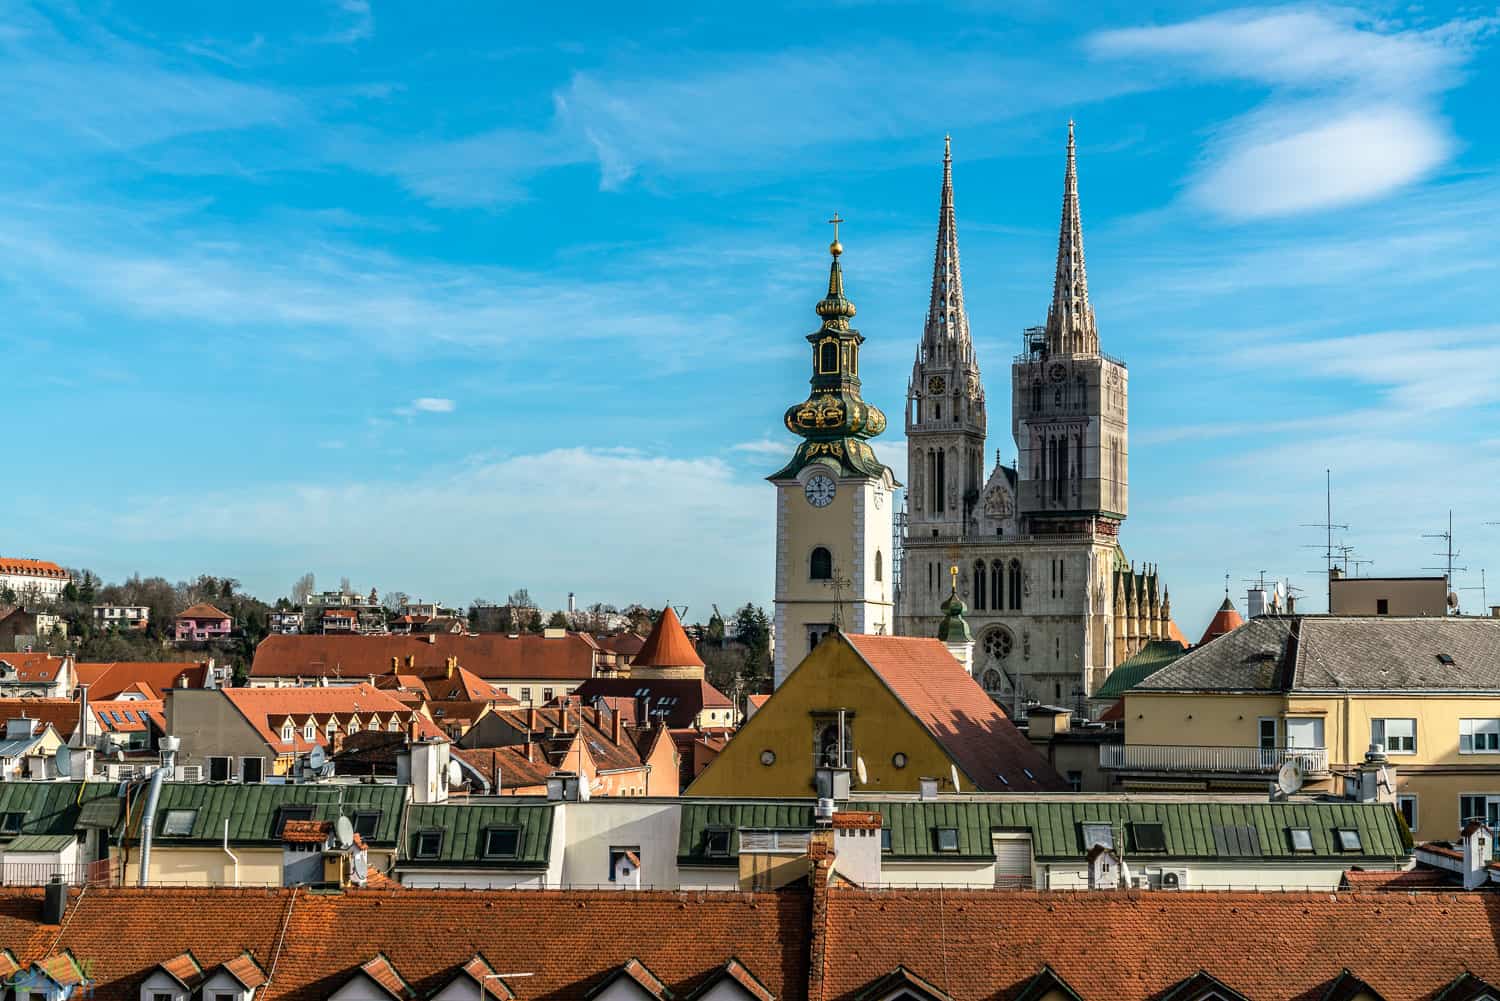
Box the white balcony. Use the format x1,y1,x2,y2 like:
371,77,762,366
1100,744,1329,775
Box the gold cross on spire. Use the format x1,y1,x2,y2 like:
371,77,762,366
828,212,843,239
949,564,959,595
827,212,844,258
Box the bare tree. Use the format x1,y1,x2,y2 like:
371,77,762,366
382,591,410,612
339,576,352,594
290,573,316,606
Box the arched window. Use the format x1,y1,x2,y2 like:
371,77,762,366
973,560,986,610
875,550,884,582
388,717,401,732
302,722,315,741
281,722,294,742
810,547,833,580
819,340,839,373
1009,560,1022,610
991,561,1003,609
1031,381,1042,411
1076,374,1087,409
935,450,946,513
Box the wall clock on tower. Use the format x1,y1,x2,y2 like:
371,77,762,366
927,375,946,394
1048,362,1067,382
805,474,837,508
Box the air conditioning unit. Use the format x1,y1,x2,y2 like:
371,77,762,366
1156,868,1189,890
179,765,203,782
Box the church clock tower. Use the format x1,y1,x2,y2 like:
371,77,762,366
769,222,897,688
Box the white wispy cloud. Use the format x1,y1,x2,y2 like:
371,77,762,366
1089,7,1496,219
412,397,456,413
730,437,796,457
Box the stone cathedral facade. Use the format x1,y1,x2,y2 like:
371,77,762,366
895,127,1175,711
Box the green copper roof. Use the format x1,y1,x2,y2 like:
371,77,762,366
402,801,555,868
769,240,891,482
4,833,76,853
678,799,1408,864
1095,639,1189,699
124,782,407,847
937,589,972,644
0,782,121,842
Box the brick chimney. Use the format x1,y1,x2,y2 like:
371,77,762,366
612,705,622,744
561,704,571,733
526,707,538,731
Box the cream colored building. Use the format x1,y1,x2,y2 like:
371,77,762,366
769,233,896,687
1111,614,1500,838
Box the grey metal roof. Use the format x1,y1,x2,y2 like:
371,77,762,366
1135,616,1500,693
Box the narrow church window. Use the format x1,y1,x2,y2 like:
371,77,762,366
820,340,839,374
1059,559,1065,598
991,562,1003,608
928,562,934,594
810,547,833,581
1009,560,1022,610
935,451,946,513
934,403,941,421
1076,374,1087,409
1031,381,1042,412
973,561,986,610
875,551,883,582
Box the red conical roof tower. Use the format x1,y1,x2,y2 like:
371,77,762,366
1198,596,1245,647
631,606,705,680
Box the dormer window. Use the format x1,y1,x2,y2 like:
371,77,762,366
933,827,959,852
302,723,315,741
280,722,294,742
0,811,25,835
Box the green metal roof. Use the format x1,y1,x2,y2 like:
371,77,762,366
1095,640,1189,700
125,782,407,847
403,801,555,868
0,782,121,842
678,799,1410,864
4,833,76,853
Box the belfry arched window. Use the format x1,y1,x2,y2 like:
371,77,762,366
1031,381,1042,412
875,550,884,582
819,340,839,374
973,560,986,610
1008,559,1023,610
991,561,1003,610
810,547,833,581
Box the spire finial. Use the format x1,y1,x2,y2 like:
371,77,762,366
921,136,975,361
828,212,843,257
1045,120,1098,356
944,133,951,162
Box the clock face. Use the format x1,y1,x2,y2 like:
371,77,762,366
1048,362,1067,383
927,375,946,394
804,474,837,508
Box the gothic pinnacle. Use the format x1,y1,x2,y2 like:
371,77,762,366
923,135,975,363
1045,120,1099,357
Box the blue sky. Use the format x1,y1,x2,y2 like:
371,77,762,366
3,1,1499,637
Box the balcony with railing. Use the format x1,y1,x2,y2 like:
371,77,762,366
1100,744,1329,776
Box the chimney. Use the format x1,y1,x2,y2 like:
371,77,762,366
425,634,436,645
561,704,571,733
42,876,66,925
391,656,399,673
612,706,622,744
526,707,538,731
176,673,188,689
1461,823,1492,890
526,739,535,763
406,655,415,668
1286,595,1297,614
1491,606,1500,619
407,717,420,743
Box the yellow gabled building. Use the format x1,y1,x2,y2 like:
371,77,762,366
687,631,1064,797
1109,614,1500,838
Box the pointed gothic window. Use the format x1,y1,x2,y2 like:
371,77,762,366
991,561,1003,609
875,551,883,582
973,560,986,610
810,547,833,581
1031,381,1042,412
935,451,946,513
1076,374,1087,410
1009,560,1023,610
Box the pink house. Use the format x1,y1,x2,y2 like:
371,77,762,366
174,603,233,643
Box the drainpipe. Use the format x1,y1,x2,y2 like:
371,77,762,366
222,817,239,887
136,735,178,887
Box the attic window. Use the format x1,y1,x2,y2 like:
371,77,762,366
1081,823,1114,851
0,811,24,835
274,805,315,837
934,827,960,852
414,829,444,859
1130,822,1167,852
483,827,520,859
704,827,732,857
161,810,197,837
1335,828,1362,852
880,828,892,853
352,811,381,838
1287,827,1314,852
1436,653,1455,666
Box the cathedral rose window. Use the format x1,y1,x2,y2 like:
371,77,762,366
983,628,1013,661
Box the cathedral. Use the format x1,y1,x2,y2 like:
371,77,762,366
893,126,1176,711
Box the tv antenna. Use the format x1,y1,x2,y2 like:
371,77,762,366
1300,469,1347,609
1422,510,1467,611
1334,545,1373,577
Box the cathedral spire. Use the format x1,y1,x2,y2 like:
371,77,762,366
1045,121,1099,356
923,135,972,357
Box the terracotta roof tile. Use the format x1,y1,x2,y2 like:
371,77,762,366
0,698,80,738
1198,597,1246,646
843,635,1066,792
572,678,731,728
73,661,210,699
158,951,203,988
281,820,331,845
1341,868,1451,889
632,608,704,670
0,559,68,579
360,954,413,999
251,633,598,682
177,603,231,622
220,685,442,753
0,653,70,683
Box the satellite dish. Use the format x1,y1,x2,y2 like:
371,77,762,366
351,852,368,883
1276,760,1304,796
308,746,327,770
114,748,125,763
949,764,961,793
855,756,867,785
53,744,71,778
1447,591,1460,609
447,759,463,788
334,815,355,849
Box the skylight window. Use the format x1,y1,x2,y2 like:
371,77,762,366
414,829,443,859
1335,828,1362,852
161,810,197,837
483,827,520,859
1131,822,1167,852
352,811,381,838
704,828,731,857
274,805,315,837
0,811,24,835
1287,828,1314,852
934,827,960,852
1081,823,1114,851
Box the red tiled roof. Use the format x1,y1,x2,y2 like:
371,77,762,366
823,888,1500,1001
598,632,646,657
1097,700,1124,722
222,952,268,989
281,820,331,845
178,603,230,622
220,685,443,754
843,635,1066,792
831,812,882,830
73,661,210,699
573,678,731,728
0,653,70,683
0,559,68,579
251,633,597,682
1198,597,1245,646
1341,868,1451,890
0,698,80,738
1166,620,1190,647
632,608,704,670
324,609,359,619
359,954,412,999
92,699,165,734
157,951,203,988
749,694,770,708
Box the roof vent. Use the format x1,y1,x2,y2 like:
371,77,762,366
1436,653,1455,666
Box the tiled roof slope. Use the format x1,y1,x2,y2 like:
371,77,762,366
823,889,1500,1001
632,607,704,669
1,886,808,1001
0,559,68,578
0,653,70,683
73,661,210,699
844,635,1066,791
1138,616,1500,693
177,603,230,621
251,633,598,681
573,678,731,728
0,698,80,738
1198,596,1245,646
220,684,442,753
